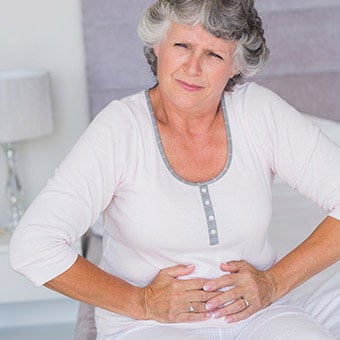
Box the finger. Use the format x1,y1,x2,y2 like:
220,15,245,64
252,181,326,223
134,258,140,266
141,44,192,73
180,277,214,291
175,311,212,323
162,264,196,278
211,298,249,319
225,306,253,323
221,260,249,273
157,305,211,323
186,290,222,306
203,273,238,292
205,287,240,311
185,301,209,314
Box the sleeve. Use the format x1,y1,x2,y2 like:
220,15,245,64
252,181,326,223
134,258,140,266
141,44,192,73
9,101,141,286
243,82,340,220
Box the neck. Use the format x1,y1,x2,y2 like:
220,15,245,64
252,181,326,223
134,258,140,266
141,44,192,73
149,86,222,135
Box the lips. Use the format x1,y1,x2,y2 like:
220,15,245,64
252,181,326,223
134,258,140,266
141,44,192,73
176,79,204,91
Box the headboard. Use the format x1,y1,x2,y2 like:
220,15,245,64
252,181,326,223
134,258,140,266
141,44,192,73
81,0,340,121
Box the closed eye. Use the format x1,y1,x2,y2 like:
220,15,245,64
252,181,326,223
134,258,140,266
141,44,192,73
174,43,188,49
208,51,224,60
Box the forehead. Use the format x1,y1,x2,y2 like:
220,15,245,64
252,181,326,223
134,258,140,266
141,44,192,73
164,21,236,52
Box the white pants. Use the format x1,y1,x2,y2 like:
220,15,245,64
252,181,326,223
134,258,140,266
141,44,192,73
97,261,340,340
97,305,335,340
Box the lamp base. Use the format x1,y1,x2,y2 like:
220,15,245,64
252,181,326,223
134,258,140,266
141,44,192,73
2,143,24,233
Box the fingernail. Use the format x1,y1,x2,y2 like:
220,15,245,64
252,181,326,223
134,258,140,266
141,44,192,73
206,302,214,310
186,264,195,268
212,311,221,319
205,312,212,318
226,316,234,323
203,284,212,291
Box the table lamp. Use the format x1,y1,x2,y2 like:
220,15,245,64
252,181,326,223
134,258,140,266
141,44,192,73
0,70,54,232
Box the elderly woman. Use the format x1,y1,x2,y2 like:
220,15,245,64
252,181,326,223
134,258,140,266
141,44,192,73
9,0,340,339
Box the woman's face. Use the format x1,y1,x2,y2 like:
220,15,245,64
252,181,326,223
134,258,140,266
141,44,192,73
154,22,237,113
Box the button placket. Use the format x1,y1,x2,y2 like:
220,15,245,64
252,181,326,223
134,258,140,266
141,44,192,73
199,185,219,245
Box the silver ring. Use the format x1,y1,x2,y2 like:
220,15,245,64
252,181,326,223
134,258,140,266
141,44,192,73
189,302,194,313
240,296,250,308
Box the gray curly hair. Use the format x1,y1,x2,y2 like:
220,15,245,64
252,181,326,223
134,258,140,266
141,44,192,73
137,0,269,91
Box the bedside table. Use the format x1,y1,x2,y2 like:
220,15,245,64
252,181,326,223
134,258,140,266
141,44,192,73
0,228,81,329
0,228,64,303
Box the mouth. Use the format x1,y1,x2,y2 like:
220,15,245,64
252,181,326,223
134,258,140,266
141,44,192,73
176,79,204,91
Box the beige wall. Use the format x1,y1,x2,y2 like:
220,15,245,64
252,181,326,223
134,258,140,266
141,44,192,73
0,0,90,227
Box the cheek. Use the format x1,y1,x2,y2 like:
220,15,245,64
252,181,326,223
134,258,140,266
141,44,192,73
210,66,233,86
158,54,184,77
221,61,237,82
157,58,174,78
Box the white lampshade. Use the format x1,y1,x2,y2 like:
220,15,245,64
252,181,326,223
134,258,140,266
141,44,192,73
0,69,54,143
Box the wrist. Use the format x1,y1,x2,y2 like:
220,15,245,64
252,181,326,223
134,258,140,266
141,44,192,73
264,269,280,303
129,286,148,320
106,281,147,320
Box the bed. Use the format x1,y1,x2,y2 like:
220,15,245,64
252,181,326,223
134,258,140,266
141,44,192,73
74,115,340,340
75,1,340,338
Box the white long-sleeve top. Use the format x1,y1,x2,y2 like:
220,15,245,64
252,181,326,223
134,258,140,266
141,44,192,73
9,82,340,335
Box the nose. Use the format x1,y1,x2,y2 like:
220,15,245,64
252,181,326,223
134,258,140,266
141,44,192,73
184,53,202,76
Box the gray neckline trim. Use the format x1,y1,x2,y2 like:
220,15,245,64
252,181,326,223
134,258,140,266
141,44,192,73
145,90,233,187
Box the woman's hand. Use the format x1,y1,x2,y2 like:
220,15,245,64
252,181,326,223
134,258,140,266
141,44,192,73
203,261,278,323
140,264,221,323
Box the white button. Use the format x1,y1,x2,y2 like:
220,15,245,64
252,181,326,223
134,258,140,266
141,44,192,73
201,187,207,193
210,229,217,235
208,215,215,221
204,200,210,205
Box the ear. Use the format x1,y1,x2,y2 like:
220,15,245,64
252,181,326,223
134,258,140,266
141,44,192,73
154,44,160,58
229,64,238,80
